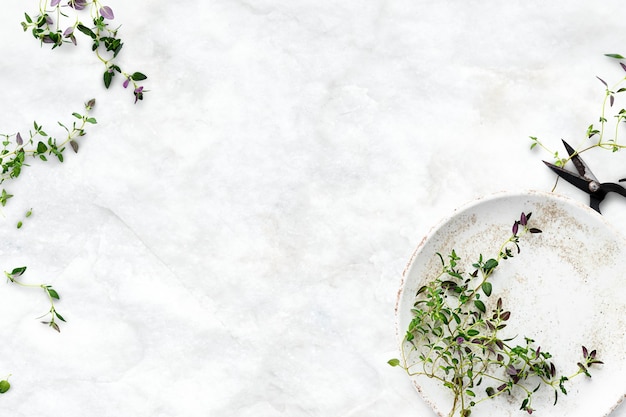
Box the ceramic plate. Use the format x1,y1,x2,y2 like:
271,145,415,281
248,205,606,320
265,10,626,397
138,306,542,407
396,190,626,417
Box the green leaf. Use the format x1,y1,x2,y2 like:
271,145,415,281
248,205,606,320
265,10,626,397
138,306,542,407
76,24,96,39
86,117,97,124
37,141,47,153
55,311,66,322
72,112,82,119
131,72,148,81
481,282,492,297
24,13,33,24
0,379,10,394
10,266,26,277
47,288,60,300
474,300,486,313
605,53,625,59
452,312,461,324
103,70,113,88
483,259,498,271
387,358,400,367
467,329,479,337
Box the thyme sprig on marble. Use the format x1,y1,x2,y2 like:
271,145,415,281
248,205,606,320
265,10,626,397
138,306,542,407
389,213,602,417
530,54,626,166
22,0,148,103
0,99,96,208
5,266,65,332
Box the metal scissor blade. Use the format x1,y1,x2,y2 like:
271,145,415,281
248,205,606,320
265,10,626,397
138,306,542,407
543,160,593,194
561,139,599,183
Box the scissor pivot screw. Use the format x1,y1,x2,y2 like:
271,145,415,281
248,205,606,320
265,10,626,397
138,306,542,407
589,181,601,193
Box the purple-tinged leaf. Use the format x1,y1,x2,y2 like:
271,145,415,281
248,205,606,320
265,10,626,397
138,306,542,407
621,63,626,72
63,26,74,37
51,0,61,6
582,346,588,358
16,132,23,146
123,78,130,89
610,95,615,107
520,212,527,226
512,221,519,235
597,76,608,87
529,228,542,234
70,0,87,10
100,6,115,20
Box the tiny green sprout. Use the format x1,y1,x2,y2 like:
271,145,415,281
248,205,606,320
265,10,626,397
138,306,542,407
17,208,33,229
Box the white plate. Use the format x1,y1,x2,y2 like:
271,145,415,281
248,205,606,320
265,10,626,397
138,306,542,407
396,190,626,417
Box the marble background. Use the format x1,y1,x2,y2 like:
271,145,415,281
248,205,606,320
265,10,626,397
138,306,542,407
0,0,625,416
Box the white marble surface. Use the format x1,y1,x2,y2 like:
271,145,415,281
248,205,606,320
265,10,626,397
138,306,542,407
0,1,625,416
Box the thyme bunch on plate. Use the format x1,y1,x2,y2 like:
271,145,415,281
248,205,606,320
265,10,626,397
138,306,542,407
389,213,602,417
22,0,148,103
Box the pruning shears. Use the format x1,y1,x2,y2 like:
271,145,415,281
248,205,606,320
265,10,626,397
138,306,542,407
543,140,626,214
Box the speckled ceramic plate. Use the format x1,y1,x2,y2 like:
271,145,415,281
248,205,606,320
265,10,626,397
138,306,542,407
396,190,626,417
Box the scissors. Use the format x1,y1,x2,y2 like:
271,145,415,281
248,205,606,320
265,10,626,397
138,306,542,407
543,139,626,214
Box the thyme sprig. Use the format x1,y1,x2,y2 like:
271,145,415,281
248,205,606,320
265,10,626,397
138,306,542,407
22,0,148,103
390,213,602,416
531,54,626,169
0,99,96,208
5,266,65,332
